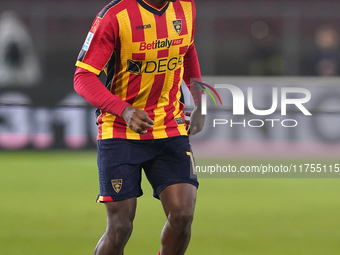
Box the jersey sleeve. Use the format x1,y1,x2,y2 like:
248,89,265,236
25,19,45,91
74,67,129,117
183,43,202,105
190,0,196,45
75,13,118,75
183,1,202,106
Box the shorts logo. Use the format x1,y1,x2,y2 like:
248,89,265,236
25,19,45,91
111,179,123,193
172,19,182,35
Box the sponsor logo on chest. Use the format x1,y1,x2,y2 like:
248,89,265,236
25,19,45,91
139,38,183,51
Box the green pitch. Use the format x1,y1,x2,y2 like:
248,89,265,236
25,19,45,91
1,151,340,255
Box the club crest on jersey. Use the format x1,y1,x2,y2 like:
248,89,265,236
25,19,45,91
172,19,182,35
111,179,123,193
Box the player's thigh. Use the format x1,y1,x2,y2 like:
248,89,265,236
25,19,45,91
97,138,144,202
105,197,137,227
143,135,198,199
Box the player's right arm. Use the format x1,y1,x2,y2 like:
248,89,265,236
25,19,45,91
74,69,154,134
73,10,153,134
74,67,128,116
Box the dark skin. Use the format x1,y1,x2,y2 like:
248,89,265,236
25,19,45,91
94,184,197,255
117,101,204,255
110,105,203,255
95,1,204,254
102,106,203,255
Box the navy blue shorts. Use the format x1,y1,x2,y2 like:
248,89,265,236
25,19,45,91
96,135,198,202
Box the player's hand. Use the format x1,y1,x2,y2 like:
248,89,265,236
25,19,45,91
187,105,205,137
121,105,154,134
184,112,191,131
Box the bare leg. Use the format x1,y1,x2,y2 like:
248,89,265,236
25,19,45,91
94,198,137,255
159,184,197,255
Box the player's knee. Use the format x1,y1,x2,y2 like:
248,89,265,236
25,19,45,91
168,210,194,231
106,220,133,240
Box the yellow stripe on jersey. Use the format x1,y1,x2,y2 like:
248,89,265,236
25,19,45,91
131,6,157,110
76,61,101,75
171,2,193,137
138,4,158,61
180,1,193,43
101,117,116,140
152,72,173,139
166,4,179,45
126,128,140,140
150,3,178,139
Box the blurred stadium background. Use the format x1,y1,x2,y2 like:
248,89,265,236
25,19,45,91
1,0,340,254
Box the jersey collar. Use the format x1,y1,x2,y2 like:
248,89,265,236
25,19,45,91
136,0,169,16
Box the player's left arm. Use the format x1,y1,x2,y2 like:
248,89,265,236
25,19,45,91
182,0,205,136
183,43,205,136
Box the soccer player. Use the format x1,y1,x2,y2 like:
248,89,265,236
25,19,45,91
73,0,204,254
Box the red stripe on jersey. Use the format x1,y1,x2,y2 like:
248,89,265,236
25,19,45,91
127,5,145,43
112,117,127,139
164,68,182,137
125,74,142,105
154,14,168,39
132,53,146,60
179,45,188,55
141,73,166,140
140,126,154,140
172,1,188,36
144,73,166,112
157,49,169,59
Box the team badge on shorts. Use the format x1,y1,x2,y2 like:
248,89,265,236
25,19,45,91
111,179,123,193
172,19,182,35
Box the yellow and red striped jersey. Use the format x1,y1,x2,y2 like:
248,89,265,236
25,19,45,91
76,0,199,140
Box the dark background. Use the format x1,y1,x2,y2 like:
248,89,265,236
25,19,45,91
0,0,340,149
1,0,340,104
